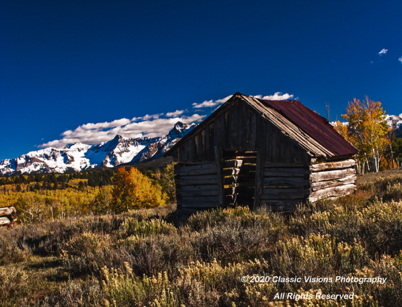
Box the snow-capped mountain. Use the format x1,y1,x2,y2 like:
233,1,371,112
0,121,195,176
386,115,402,137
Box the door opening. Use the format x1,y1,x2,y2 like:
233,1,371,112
222,151,257,207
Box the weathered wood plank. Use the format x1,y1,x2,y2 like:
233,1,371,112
0,207,15,217
310,159,356,172
224,160,243,168
261,188,310,200
181,195,219,205
177,163,217,176
310,168,356,182
263,177,309,188
264,168,308,177
222,168,241,176
0,217,11,225
264,162,305,168
178,189,220,196
178,161,213,165
176,175,218,185
180,184,218,192
309,184,356,202
311,175,356,191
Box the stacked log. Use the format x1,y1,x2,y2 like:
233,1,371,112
223,155,257,207
309,159,357,202
175,162,220,217
260,162,310,211
0,206,17,228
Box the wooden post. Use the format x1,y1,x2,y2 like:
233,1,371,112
215,146,224,207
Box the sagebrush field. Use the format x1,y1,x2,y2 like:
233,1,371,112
1,171,402,306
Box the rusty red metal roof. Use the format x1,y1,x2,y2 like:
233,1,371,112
258,99,358,157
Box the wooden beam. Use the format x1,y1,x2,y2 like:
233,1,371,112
181,196,220,203
0,217,11,226
222,168,241,176
311,175,356,191
176,175,218,186
309,184,356,202
180,184,218,192
178,189,220,196
0,207,16,217
264,162,305,168
177,163,217,176
264,168,308,177
261,188,310,200
310,168,356,182
223,160,243,168
310,159,356,172
263,177,309,188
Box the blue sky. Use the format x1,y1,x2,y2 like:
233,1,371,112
1,0,402,161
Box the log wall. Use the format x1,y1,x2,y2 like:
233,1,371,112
174,162,221,218
309,159,357,202
259,162,310,211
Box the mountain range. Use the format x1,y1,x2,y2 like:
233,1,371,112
0,121,195,176
2,113,402,177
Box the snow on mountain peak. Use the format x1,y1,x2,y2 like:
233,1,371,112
0,121,195,176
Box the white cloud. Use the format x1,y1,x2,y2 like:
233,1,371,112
80,118,131,130
131,113,164,121
253,92,294,100
399,56,402,63
192,95,232,108
40,111,205,149
39,92,296,149
166,110,185,117
379,49,388,55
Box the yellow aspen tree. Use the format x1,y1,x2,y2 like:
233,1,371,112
342,97,390,173
111,167,166,214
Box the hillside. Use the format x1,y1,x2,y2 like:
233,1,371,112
1,170,402,306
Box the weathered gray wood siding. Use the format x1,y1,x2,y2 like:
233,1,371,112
172,100,310,165
174,162,221,216
309,159,357,202
259,162,310,211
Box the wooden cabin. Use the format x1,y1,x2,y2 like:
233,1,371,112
165,93,358,218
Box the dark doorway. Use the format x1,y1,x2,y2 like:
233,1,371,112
222,151,257,207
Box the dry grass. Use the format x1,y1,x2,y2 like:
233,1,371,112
1,170,402,306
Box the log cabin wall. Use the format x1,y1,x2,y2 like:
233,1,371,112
309,159,357,203
260,162,310,211
174,162,221,216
